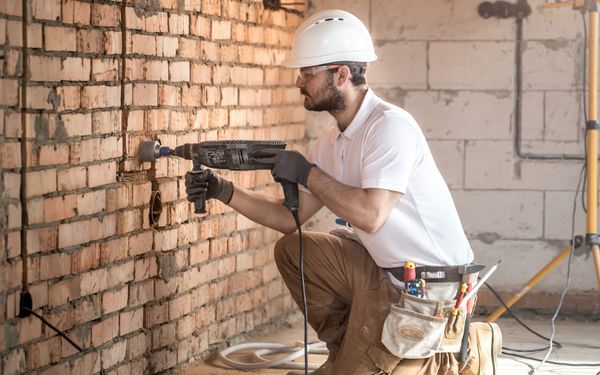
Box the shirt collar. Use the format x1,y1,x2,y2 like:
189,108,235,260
330,88,377,143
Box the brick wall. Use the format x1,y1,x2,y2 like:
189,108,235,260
0,0,306,374
305,0,599,313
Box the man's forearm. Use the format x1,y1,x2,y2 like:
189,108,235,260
306,167,398,233
228,186,300,234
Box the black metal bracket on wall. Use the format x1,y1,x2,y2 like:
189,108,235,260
478,0,532,19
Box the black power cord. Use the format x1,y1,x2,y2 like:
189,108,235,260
291,210,309,375
486,283,600,368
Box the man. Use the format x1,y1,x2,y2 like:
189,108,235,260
186,9,494,375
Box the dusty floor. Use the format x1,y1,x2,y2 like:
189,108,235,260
172,315,600,375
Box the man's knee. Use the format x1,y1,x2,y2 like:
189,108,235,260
274,232,300,267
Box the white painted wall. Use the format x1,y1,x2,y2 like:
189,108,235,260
303,0,598,295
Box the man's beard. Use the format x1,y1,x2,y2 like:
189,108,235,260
302,75,346,112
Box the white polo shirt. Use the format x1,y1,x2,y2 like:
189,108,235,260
307,89,473,267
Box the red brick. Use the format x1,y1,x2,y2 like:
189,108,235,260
134,257,157,281
91,315,119,347
129,280,154,307
71,353,100,375
168,13,189,34
152,322,176,349
0,142,21,169
0,79,19,106
3,348,26,375
56,86,81,111
32,0,60,20
102,285,128,314
92,110,121,135
26,169,57,197
159,84,180,106
78,137,121,163
107,260,134,288
191,15,211,38
116,208,142,234
40,252,71,280
129,231,153,256
169,294,190,320
45,26,77,51
26,227,57,254
62,0,91,25
156,36,178,57
58,166,86,191
71,244,101,274
144,302,169,328
147,12,169,33
48,277,80,307
0,0,22,16
75,296,101,324
91,58,118,82
177,315,195,342
104,31,122,55
82,85,120,109
120,308,143,335
128,332,148,360
101,340,127,369
61,113,91,137
61,57,91,81
88,161,116,188
91,3,121,27
154,228,178,252
80,268,108,296
133,83,158,106
169,61,190,82
106,185,129,211
27,336,61,370
44,195,77,222
28,55,60,82
202,0,221,16
77,190,105,216
77,29,104,53
100,237,128,265
39,362,70,375
131,34,155,55
212,20,231,40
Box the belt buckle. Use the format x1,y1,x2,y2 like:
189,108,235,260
421,271,446,280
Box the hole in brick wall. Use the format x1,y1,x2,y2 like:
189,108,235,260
149,190,162,227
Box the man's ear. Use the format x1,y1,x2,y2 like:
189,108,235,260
335,65,351,86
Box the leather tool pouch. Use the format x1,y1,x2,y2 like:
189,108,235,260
381,291,466,359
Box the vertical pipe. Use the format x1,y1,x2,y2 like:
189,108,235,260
587,10,600,288
19,0,29,293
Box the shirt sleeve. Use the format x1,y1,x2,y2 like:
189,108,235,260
361,114,421,193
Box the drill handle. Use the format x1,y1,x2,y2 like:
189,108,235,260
191,161,207,215
278,179,299,214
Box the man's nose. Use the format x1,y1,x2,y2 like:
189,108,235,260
295,76,304,88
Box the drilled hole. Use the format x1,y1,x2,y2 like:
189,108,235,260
149,190,163,227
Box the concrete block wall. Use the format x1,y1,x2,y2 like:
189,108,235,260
0,1,306,374
306,0,599,313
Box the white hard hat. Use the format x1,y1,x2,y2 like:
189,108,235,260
282,9,377,68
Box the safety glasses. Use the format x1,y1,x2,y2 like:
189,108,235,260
297,64,341,81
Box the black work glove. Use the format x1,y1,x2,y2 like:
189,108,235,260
251,148,315,188
185,169,234,204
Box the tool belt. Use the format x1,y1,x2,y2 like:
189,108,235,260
385,265,462,283
381,291,467,359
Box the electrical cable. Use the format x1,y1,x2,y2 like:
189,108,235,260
217,205,323,373
532,161,582,373
22,307,83,352
292,210,309,375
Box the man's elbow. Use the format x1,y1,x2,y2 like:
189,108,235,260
357,214,386,234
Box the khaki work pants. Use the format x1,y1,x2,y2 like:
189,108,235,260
274,231,465,375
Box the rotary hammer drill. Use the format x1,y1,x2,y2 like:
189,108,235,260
139,140,299,214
